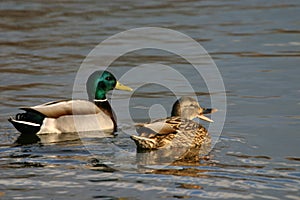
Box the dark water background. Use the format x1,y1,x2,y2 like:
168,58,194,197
1,0,300,199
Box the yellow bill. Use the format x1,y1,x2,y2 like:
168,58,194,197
197,114,214,123
115,81,133,91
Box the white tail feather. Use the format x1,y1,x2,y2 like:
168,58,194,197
10,118,40,127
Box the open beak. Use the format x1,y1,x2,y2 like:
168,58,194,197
197,108,218,123
203,108,218,115
115,81,133,91
197,114,214,123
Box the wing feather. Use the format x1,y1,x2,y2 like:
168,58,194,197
21,100,101,118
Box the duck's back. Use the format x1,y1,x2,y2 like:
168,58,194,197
23,100,103,118
9,100,115,134
133,116,210,149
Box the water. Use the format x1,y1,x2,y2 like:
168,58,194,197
1,0,300,199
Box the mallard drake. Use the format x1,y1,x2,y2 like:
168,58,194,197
130,97,217,150
8,71,132,135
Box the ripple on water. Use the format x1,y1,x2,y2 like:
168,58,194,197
1,0,300,199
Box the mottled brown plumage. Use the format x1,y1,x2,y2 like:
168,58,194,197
131,97,217,150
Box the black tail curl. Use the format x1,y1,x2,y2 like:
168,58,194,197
8,111,45,134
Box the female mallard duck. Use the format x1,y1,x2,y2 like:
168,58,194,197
130,97,217,150
8,71,132,135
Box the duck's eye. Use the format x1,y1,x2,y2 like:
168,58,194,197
105,76,112,81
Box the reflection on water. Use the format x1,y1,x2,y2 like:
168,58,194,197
13,132,81,146
1,0,300,199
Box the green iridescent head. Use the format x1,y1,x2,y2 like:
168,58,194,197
86,70,132,101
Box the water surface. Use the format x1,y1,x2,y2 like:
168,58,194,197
1,0,300,199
